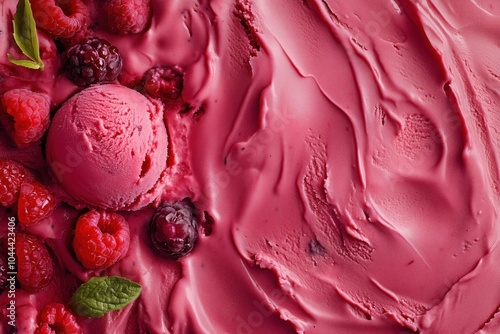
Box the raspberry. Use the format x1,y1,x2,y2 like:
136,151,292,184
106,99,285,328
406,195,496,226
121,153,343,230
72,210,130,269
0,89,51,148
141,66,184,102
18,180,56,227
0,158,32,207
64,37,123,87
31,0,89,39
105,0,152,35
149,199,198,259
16,233,54,292
35,303,82,334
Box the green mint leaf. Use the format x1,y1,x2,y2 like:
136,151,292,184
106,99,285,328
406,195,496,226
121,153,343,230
9,0,44,70
7,54,41,69
70,276,142,318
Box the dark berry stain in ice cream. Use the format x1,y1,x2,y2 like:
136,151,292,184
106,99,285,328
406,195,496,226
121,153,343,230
64,37,123,87
308,238,326,255
149,199,199,259
201,210,214,236
234,0,261,56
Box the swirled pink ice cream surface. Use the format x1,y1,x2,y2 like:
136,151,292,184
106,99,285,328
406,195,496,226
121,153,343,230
1,0,500,333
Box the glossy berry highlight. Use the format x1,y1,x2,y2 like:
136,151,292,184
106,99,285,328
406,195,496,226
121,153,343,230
149,199,198,259
64,37,123,87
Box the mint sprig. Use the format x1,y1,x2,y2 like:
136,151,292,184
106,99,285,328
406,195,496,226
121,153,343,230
7,0,44,70
70,276,142,318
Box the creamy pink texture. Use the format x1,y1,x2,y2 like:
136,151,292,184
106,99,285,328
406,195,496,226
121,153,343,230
1,0,500,333
45,84,168,211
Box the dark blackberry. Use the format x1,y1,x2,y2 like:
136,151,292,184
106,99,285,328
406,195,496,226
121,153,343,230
141,66,184,101
64,37,123,87
149,199,198,259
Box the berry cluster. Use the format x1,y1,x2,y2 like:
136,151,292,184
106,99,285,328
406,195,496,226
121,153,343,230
30,0,152,38
2,0,203,332
0,162,56,293
0,159,56,226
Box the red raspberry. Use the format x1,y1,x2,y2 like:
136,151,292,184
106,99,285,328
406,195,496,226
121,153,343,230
149,199,198,259
31,0,89,39
105,0,152,35
0,158,32,207
64,37,123,87
141,66,184,102
0,89,51,148
72,210,130,269
16,233,54,292
35,303,82,334
18,180,56,227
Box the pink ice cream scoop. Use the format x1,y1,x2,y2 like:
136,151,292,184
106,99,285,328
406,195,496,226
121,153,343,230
45,84,167,210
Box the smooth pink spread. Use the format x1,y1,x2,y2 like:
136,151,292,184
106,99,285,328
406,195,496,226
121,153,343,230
1,0,500,333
